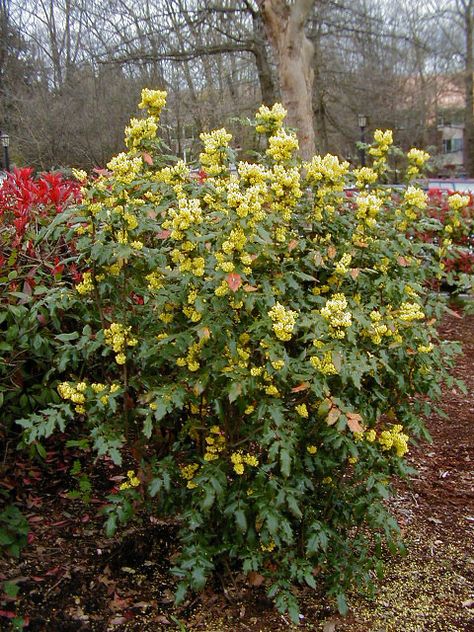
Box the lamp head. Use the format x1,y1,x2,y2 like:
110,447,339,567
358,114,367,129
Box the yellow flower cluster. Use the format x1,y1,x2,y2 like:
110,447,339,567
335,253,352,275
230,450,259,475
204,426,226,461
320,293,352,338
266,128,299,163
304,156,348,221
125,116,158,149
76,271,94,295
255,103,287,134
448,193,470,212
58,381,87,414
368,129,393,171
295,403,309,418
72,168,88,183
145,271,163,291
407,148,430,178
417,343,433,353
163,197,203,240
180,463,200,489
304,154,349,187
226,179,267,232
310,351,338,375
199,128,233,177
367,310,388,345
237,162,268,185
378,424,409,457
58,381,121,415
269,165,302,222
407,148,430,167
222,226,247,255
106,153,143,184
103,322,138,365
176,336,208,372
353,166,378,188
119,470,140,490
306,445,317,455
138,88,167,117
402,186,427,222
355,193,383,229
154,160,190,185
271,359,285,370
260,539,276,552
365,429,377,442
397,301,424,323
369,129,393,155
182,287,202,323
268,302,298,341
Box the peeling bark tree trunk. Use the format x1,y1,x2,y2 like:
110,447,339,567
251,9,278,106
257,0,316,160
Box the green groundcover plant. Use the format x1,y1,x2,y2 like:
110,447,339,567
17,91,466,621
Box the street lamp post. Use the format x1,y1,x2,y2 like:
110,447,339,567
1,132,10,172
358,114,367,167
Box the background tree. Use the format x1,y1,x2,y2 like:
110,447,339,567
256,0,316,159
2,0,470,170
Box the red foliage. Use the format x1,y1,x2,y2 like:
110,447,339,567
421,189,474,277
0,167,81,246
0,168,82,285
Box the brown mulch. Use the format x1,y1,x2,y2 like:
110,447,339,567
1,309,473,632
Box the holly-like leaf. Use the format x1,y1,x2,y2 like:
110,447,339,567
314,252,324,266
346,412,364,433
326,407,341,426
228,382,242,403
226,272,242,292
291,382,310,393
198,327,211,341
317,398,332,418
331,352,342,373
142,152,153,165
243,284,258,292
327,245,337,259
288,239,298,252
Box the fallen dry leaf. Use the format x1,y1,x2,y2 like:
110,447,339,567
247,571,265,587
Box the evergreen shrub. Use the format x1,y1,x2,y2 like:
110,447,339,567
18,91,465,620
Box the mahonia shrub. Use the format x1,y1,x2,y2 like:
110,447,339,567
18,91,463,621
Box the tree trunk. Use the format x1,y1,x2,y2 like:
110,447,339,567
257,0,316,160
250,9,278,105
464,5,474,176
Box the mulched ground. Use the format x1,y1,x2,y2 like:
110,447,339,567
1,308,473,632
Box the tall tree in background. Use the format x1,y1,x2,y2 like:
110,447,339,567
257,0,316,159
5,0,471,170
